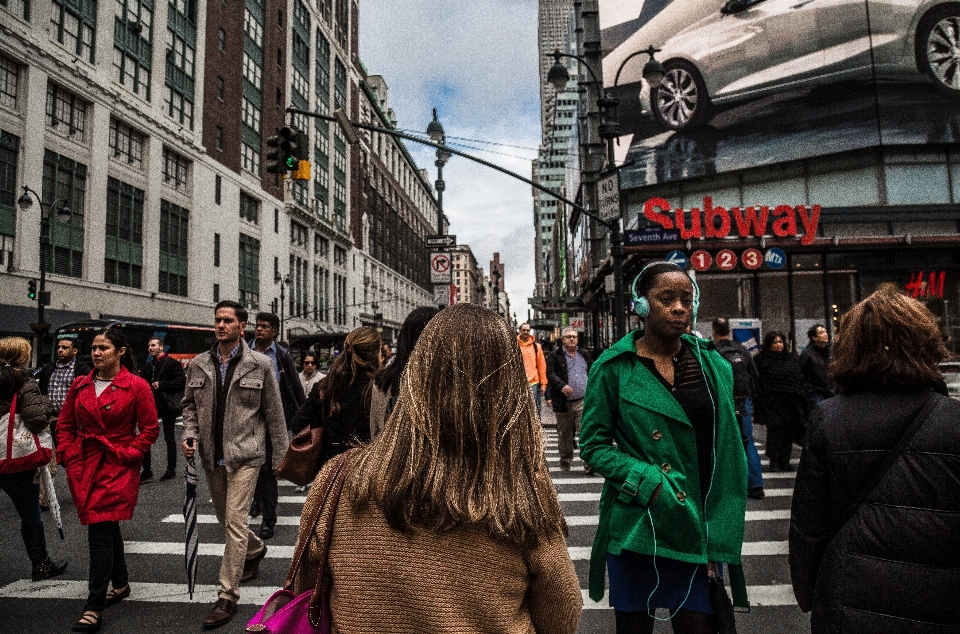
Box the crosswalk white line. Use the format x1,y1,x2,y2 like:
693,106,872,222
580,584,798,609
161,514,302,526
565,509,791,526
556,488,792,503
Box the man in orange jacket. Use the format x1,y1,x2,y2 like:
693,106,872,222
517,323,548,420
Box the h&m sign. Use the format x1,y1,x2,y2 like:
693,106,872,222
643,197,821,246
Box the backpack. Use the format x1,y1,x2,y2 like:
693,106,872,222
718,343,755,400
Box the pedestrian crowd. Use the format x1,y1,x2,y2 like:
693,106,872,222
3,268,960,634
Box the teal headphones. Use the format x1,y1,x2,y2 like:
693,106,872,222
630,261,701,325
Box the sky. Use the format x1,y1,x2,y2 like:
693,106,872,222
358,0,543,321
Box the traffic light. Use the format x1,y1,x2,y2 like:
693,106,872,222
291,130,311,180
265,126,300,175
27,279,37,300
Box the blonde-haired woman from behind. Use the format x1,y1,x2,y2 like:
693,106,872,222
291,303,582,634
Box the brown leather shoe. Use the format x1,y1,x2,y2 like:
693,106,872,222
202,598,236,629
240,545,267,583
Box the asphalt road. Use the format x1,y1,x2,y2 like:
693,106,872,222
0,415,811,633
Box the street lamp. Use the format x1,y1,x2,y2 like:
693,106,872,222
426,108,451,234
17,186,71,356
545,51,629,340
274,271,291,341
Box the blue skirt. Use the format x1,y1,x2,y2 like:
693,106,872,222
607,550,721,614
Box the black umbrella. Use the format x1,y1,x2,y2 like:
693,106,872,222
183,441,198,600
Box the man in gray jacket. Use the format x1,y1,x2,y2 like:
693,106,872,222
181,300,288,629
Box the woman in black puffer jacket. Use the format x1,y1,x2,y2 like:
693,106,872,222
789,287,960,633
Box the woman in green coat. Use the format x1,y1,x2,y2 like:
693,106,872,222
580,262,747,634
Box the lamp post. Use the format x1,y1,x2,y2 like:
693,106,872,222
275,272,291,341
426,108,452,234
17,186,71,357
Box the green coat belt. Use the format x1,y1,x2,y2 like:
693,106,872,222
580,332,748,604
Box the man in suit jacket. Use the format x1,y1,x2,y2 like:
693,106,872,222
139,337,186,481
181,301,288,629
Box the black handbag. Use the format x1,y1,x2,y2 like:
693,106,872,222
709,574,738,634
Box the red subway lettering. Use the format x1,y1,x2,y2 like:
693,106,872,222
704,197,731,239
644,198,674,229
771,205,797,238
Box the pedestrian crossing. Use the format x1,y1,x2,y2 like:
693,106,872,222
0,425,801,619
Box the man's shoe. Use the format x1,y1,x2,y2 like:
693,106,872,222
139,470,153,483
249,504,261,518
583,464,593,475
258,524,275,540
241,545,267,583
160,469,176,481
748,487,765,500
202,598,236,629
559,461,571,471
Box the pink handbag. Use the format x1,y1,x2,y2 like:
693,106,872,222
246,449,357,633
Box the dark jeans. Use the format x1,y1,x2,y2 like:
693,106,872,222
86,521,128,612
0,469,42,532
254,436,277,529
144,412,178,474
766,423,795,471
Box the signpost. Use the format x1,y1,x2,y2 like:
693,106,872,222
433,285,450,306
430,252,452,284
425,235,456,249
598,171,620,222
666,250,688,269
625,227,681,247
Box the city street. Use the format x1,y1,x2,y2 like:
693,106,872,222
0,415,810,633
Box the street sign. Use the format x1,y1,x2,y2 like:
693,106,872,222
764,247,786,269
425,235,456,248
568,317,585,330
741,248,763,270
598,171,620,222
430,252,452,284
665,250,688,269
433,284,450,306
624,227,681,246
691,250,712,272
716,249,737,271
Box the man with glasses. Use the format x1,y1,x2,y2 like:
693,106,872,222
248,313,305,539
546,328,593,471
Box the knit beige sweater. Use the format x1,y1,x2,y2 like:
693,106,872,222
292,463,582,634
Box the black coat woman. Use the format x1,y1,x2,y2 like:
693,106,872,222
789,286,960,632
754,331,807,471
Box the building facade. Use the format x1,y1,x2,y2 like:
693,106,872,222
0,0,440,360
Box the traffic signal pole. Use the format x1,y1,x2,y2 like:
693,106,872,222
286,106,629,339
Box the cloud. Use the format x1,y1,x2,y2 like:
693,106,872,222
359,0,542,313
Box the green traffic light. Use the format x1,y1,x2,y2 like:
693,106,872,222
285,156,296,168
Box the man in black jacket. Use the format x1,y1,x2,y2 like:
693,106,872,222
545,328,593,471
799,324,835,408
139,337,186,481
248,312,305,539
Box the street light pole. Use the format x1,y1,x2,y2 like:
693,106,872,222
275,272,290,341
426,109,451,234
17,186,71,358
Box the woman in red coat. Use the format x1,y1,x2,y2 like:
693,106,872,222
57,328,158,633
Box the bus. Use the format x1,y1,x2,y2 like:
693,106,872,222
51,320,216,368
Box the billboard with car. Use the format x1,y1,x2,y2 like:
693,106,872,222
601,0,960,186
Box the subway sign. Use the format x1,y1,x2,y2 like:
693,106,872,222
643,197,821,246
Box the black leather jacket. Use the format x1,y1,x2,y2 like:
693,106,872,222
789,389,960,632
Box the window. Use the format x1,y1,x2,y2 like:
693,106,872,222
0,54,18,109
42,150,86,278
0,132,20,249
218,28,225,50
52,0,97,62
46,83,87,140
274,207,279,233
1,0,28,20
215,126,223,150
315,31,329,106
290,254,308,316
159,199,189,296
109,118,144,168
292,69,308,103
243,9,262,46
104,177,144,288
241,142,260,175
314,234,328,257
214,174,222,204
290,220,307,247
293,0,309,29
213,232,220,266
239,191,259,223
213,282,220,303
334,57,346,107
163,148,190,192
334,245,346,266
292,32,309,68
238,233,260,309
112,0,152,98
164,84,194,127
242,53,261,90
217,75,224,99
241,97,261,132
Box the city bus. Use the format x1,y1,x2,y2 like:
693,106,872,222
51,319,216,368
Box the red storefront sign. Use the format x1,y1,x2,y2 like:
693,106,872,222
643,197,821,246
905,271,946,299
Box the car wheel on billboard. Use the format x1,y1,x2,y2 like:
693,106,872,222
918,7,960,96
652,61,712,131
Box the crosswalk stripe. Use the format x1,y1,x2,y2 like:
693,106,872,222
565,509,791,526
565,541,789,559
581,585,797,608
161,514,302,526
556,488,792,503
